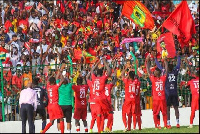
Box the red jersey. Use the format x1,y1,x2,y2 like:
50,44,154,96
135,79,141,104
72,85,89,108
105,83,114,104
92,74,108,100
123,78,138,102
187,77,199,97
150,75,167,100
46,83,61,104
87,80,95,103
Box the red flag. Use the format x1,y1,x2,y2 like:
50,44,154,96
122,1,154,30
162,1,196,48
157,32,176,58
4,20,12,33
18,19,29,34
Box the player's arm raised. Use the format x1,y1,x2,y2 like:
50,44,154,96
163,57,168,75
154,52,163,70
145,54,152,77
57,63,66,85
121,65,128,79
102,57,111,77
91,59,101,75
86,71,91,81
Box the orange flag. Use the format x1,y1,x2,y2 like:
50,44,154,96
122,1,154,30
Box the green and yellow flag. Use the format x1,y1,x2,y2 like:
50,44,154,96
122,1,154,30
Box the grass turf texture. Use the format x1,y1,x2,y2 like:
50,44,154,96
113,125,199,133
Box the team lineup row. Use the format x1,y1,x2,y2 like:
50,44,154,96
18,55,199,133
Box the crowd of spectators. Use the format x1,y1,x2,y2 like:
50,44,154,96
0,0,199,121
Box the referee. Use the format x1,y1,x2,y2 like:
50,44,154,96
19,82,37,133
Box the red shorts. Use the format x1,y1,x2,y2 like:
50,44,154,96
153,99,167,116
135,102,142,116
48,104,63,120
74,107,87,120
96,99,112,114
191,96,199,112
90,103,98,119
122,100,136,115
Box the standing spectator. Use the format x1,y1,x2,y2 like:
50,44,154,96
19,82,37,133
22,67,32,88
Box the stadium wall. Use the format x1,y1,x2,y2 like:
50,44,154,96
0,107,199,133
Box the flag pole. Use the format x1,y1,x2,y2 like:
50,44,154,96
0,60,5,122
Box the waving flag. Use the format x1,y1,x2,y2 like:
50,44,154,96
122,1,154,30
73,49,96,63
162,1,196,48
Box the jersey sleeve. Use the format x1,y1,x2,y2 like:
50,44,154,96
137,81,141,89
187,80,191,87
56,83,61,88
122,78,128,84
162,75,167,82
102,75,108,81
72,85,77,92
149,75,154,83
91,74,96,81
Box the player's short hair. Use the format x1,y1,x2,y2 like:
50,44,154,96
97,68,103,76
49,77,56,85
77,77,83,85
32,77,39,85
129,71,135,79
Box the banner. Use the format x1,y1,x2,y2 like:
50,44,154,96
120,37,143,45
157,32,176,58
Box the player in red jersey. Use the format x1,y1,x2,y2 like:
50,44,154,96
91,58,112,133
121,65,139,131
72,77,89,133
86,72,97,133
41,64,65,133
101,75,117,132
146,55,168,130
186,71,199,128
134,77,142,130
